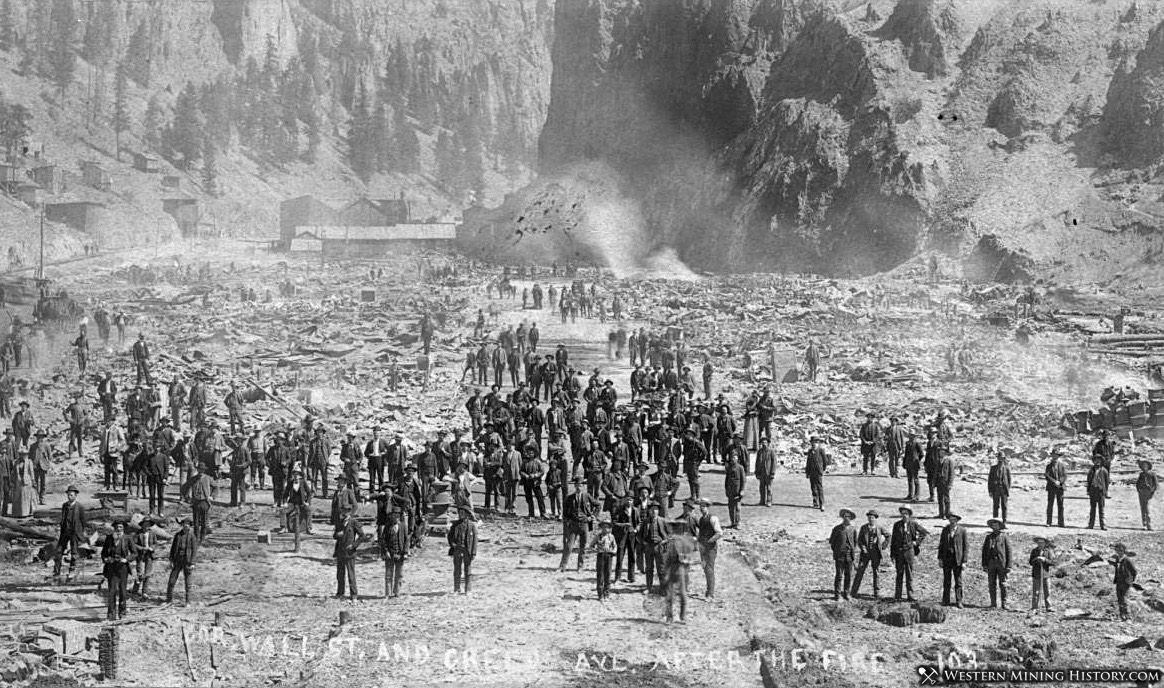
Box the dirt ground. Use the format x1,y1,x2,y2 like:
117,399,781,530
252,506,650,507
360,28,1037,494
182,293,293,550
2,243,1163,687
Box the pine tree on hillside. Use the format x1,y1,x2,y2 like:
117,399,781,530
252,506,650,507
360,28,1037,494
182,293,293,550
0,0,15,53
144,95,164,150
201,133,218,196
125,20,151,86
200,78,233,150
435,130,458,192
82,0,117,68
304,104,321,163
112,64,129,161
48,0,76,98
392,106,420,174
168,81,204,170
347,81,375,181
372,99,392,171
0,101,31,162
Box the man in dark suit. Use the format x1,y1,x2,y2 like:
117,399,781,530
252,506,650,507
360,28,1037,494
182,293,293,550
333,504,365,600
1045,451,1067,527
851,509,889,599
53,485,86,579
805,437,828,511
890,506,928,602
166,515,197,606
988,454,1012,523
364,426,391,493
1086,455,1110,530
935,451,956,519
829,509,858,601
981,518,1011,609
938,513,968,607
101,518,136,620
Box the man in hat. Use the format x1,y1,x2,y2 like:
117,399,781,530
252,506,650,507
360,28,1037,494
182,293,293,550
695,498,723,599
308,426,332,499
934,409,954,450
1136,459,1158,530
99,372,119,424
829,509,859,601
935,445,956,519
30,428,51,504
724,450,746,528
187,380,207,432
682,429,706,502
147,422,173,513
611,495,638,583
385,432,409,488
400,463,427,547
805,437,828,511
448,504,477,593
63,394,87,457
859,413,881,475
167,377,186,433
851,510,889,599
559,476,598,572
884,416,905,479
988,453,1012,524
1108,543,1137,621
133,514,159,597
638,500,668,591
190,464,214,543
268,431,292,507
600,457,628,514
381,509,409,598
903,430,924,502
12,400,33,448
53,485,86,580
166,515,197,606
938,513,968,607
890,505,928,602
1092,428,1115,471
924,427,942,503
102,517,136,620
1045,450,1067,527
247,427,267,490
99,419,126,490
330,474,357,526
519,446,546,519
755,437,776,507
981,518,1011,609
1086,454,1110,530
132,332,151,385
365,426,389,492
593,515,616,600
660,516,697,623
1028,535,1054,612
224,384,245,436
143,383,162,432
333,504,365,600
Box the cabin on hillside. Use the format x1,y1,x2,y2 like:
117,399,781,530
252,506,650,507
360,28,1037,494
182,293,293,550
0,163,20,194
17,182,40,207
134,153,161,173
46,201,104,231
30,165,64,194
80,161,111,191
162,196,201,236
161,175,181,191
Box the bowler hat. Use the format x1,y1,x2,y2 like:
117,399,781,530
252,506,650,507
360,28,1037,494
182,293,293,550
19,401,28,407
839,508,856,520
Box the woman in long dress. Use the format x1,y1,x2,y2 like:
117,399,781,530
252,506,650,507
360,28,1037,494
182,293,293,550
11,452,37,517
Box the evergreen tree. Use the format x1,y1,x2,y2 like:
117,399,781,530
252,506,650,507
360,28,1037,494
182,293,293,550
372,100,392,171
82,1,117,68
112,64,129,161
304,104,321,163
125,20,151,86
168,81,204,169
435,130,458,191
392,107,420,173
347,81,375,181
261,33,280,90
0,101,31,161
201,133,218,196
48,0,76,98
460,115,487,199
144,95,165,151
0,0,15,53
200,78,233,150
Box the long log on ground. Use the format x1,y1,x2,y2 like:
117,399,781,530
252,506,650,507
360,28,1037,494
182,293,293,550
1090,334,1164,344
0,517,55,540
1089,348,1159,357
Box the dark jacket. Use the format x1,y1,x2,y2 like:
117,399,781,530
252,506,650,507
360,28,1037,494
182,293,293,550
381,520,409,560
938,523,968,567
1138,469,1159,498
988,461,1011,496
903,437,924,473
58,501,86,538
890,518,928,560
447,518,477,559
724,461,746,498
755,447,777,480
101,532,136,575
1045,460,1067,491
805,447,827,479
857,522,889,562
981,531,1011,570
1110,554,1137,586
1086,464,1110,495
829,522,858,561
332,515,365,559
170,527,197,564
936,456,956,489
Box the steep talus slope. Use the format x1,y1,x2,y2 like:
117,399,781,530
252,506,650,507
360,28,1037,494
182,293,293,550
1104,17,1164,167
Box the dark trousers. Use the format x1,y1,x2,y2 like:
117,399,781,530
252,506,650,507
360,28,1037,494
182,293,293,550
986,565,1008,607
336,556,357,597
103,456,120,489
68,424,83,455
148,477,165,514
384,557,403,597
614,529,635,582
727,495,741,527
192,500,210,542
453,551,472,592
54,532,81,576
504,479,518,512
665,564,688,621
992,493,1008,522
547,486,561,515
309,464,328,498
1046,488,1064,526
809,476,824,508
642,541,664,589
271,469,286,506
1117,583,1131,619
1031,571,1050,610
106,564,129,619
941,564,963,604
596,552,612,598
851,555,881,597
927,474,936,500
937,486,951,519
484,475,502,510
906,471,919,500
1140,492,1153,528
758,478,772,505
559,523,588,570
699,542,717,597
228,410,244,436
861,446,876,473
167,561,193,603
687,474,700,501
230,469,247,506
135,359,151,385
833,557,853,599
367,461,384,492
250,459,265,489
1088,492,1106,528
522,479,545,517
887,450,900,478
135,555,154,594
170,406,182,432
893,555,915,599
34,467,46,502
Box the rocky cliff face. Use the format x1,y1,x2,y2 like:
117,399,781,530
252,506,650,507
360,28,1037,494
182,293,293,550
535,0,1164,277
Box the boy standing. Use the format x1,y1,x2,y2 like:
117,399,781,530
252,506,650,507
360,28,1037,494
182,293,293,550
593,515,616,600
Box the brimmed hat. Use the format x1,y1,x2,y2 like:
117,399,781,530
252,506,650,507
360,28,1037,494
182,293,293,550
597,514,611,526
19,400,29,407
697,497,711,506
866,509,879,518
986,518,1004,529
160,417,171,425
177,515,193,525
404,463,417,472
1033,535,1052,545
1139,459,1153,470
682,498,696,509
111,516,129,526
1113,542,1128,552
946,513,961,521
66,485,79,494
34,429,46,437
809,436,821,443
839,508,856,520
898,506,913,516
456,505,476,520
139,515,155,526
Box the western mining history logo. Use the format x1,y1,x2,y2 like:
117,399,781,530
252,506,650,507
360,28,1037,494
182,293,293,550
916,666,1164,685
